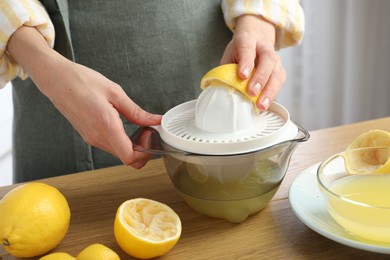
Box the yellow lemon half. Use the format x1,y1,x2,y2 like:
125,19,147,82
40,252,76,260
0,182,71,257
200,64,259,110
114,198,181,259
344,130,390,174
76,243,120,260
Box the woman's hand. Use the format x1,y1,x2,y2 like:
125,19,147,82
220,15,286,111
43,60,162,168
8,26,161,168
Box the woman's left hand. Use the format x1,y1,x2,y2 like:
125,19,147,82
220,15,286,111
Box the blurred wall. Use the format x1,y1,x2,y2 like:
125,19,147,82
277,0,390,130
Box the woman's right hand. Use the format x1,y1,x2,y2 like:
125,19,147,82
8,26,161,168
43,60,162,168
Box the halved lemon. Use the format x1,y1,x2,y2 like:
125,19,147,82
114,198,181,259
200,64,259,109
347,129,390,150
344,130,390,174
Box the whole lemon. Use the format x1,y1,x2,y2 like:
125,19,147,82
76,243,120,260
0,182,71,257
40,252,76,260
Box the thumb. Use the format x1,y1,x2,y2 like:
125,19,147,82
114,93,162,126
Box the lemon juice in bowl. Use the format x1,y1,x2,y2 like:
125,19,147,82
318,147,390,243
164,142,295,223
326,174,390,242
171,159,283,223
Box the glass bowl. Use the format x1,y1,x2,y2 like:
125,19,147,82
317,147,390,243
130,123,309,223
162,125,309,223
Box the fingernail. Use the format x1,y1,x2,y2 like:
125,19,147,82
241,65,251,79
259,96,271,111
249,82,262,96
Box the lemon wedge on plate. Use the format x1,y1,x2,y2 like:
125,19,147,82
114,198,181,259
344,130,390,174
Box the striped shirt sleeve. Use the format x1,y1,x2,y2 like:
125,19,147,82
0,0,54,88
221,0,305,50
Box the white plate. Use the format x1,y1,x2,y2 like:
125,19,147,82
289,163,390,254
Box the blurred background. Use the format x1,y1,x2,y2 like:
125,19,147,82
1,0,389,186
278,0,390,130
0,82,13,186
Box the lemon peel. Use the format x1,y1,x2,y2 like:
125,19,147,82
344,130,390,174
347,129,390,150
200,64,259,111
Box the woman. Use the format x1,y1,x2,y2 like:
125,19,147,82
0,0,304,182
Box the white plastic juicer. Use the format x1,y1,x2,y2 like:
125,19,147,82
131,80,309,223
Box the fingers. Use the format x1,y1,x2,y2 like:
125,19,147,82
220,37,257,81
108,89,160,167
222,15,285,112
130,151,153,169
89,115,152,168
220,41,234,65
224,33,285,110
78,109,136,164
243,45,285,111
113,88,162,126
236,37,256,80
256,60,286,111
78,89,158,168
47,61,157,170
129,130,154,169
247,46,278,94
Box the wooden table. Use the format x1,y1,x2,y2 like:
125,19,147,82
1,117,389,260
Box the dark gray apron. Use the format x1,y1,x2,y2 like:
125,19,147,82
12,0,231,182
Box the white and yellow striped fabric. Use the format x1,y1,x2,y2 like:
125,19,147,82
0,0,54,88
221,0,305,49
0,0,304,89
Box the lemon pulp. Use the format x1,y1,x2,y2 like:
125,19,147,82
114,198,181,259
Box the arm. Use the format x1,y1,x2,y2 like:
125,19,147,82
7,26,162,168
0,0,54,88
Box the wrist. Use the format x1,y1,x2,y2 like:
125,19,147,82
8,26,51,67
7,26,70,94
